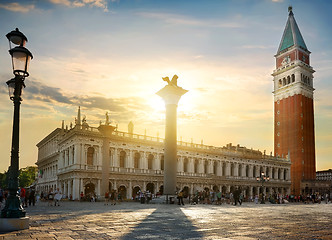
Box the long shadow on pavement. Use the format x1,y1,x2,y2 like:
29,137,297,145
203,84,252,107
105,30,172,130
121,205,203,240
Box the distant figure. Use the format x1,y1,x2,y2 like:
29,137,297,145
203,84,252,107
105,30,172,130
54,188,62,206
178,190,184,206
20,187,26,207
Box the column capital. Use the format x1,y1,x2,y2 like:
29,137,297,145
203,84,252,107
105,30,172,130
156,84,188,105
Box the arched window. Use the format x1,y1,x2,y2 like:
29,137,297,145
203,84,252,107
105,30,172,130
284,169,287,180
278,168,281,179
194,159,199,173
272,168,275,179
148,154,154,170
87,147,94,165
213,162,217,175
291,74,295,82
246,165,249,177
183,158,188,172
230,163,234,176
253,166,256,178
204,161,208,174
238,164,242,177
222,162,226,176
287,75,290,84
134,152,140,169
283,78,286,86
279,79,282,87
160,155,164,170
119,151,126,168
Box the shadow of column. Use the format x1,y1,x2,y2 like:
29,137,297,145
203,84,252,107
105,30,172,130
121,206,203,240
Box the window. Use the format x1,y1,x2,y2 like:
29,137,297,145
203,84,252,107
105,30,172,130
183,158,188,172
194,159,199,173
134,152,140,168
161,155,164,170
119,151,126,168
148,154,154,170
87,147,94,165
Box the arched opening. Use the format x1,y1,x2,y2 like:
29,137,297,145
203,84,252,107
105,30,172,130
87,147,94,165
284,169,287,180
194,159,199,173
287,75,290,84
84,182,95,198
278,169,281,179
291,74,295,82
146,183,154,194
213,185,218,192
134,152,140,169
272,167,275,179
253,166,256,178
183,158,188,172
160,155,164,171
238,164,242,177
120,151,126,168
204,187,209,192
222,186,227,194
148,154,154,170
279,79,282,87
230,163,234,176
222,162,226,176
118,186,127,200
230,186,235,193
246,165,249,177
132,186,141,200
204,161,208,174
213,161,217,175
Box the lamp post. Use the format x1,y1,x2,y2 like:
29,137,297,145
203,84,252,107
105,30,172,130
1,28,33,219
256,172,269,204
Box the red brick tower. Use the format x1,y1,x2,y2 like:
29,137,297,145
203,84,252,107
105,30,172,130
272,7,316,195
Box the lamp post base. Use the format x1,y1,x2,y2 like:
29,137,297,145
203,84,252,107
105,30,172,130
1,194,26,218
0,217,29,232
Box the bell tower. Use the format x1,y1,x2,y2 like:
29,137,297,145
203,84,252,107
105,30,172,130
272,7,316,195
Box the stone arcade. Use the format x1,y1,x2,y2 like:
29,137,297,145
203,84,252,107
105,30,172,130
36,107,291,201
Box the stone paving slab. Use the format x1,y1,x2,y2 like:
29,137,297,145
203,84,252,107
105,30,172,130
0,201,332,239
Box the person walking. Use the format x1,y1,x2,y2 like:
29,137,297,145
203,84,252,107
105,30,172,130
104,191,109,205
54,188,62,206
178,190,185,206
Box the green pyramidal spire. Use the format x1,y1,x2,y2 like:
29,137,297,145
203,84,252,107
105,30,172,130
277,6,308,54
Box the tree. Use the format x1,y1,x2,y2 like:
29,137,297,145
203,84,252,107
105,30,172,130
18,166,38,188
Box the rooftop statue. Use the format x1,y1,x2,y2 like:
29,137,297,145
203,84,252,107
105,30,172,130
162,74,178,87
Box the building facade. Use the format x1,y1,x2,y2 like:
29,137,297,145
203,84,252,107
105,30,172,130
36,108,291,201
272,7,316,195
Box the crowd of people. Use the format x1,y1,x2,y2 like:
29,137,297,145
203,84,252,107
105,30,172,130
0,185,330,210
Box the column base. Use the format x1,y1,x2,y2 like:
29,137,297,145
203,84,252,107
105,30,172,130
0,217,29,232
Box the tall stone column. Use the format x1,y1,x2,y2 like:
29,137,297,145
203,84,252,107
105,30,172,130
157,75,187,195
98,124,116,197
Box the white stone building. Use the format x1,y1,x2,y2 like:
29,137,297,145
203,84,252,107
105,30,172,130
36,108,291,200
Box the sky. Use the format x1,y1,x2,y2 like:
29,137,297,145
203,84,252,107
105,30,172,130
0,0,331,172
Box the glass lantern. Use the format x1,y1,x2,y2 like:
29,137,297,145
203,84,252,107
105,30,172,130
9,46,33,77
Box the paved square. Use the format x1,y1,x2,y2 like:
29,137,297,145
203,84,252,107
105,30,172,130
1,201,331,239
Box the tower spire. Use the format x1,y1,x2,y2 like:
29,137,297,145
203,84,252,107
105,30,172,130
277,6,308,54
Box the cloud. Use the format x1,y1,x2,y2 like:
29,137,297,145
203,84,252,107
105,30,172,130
0,2,35,13
49,0,108,12
137,12,243,28
21,79,147,124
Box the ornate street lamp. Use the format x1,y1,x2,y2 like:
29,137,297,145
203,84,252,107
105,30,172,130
256,172,269,204
1,28,33,220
